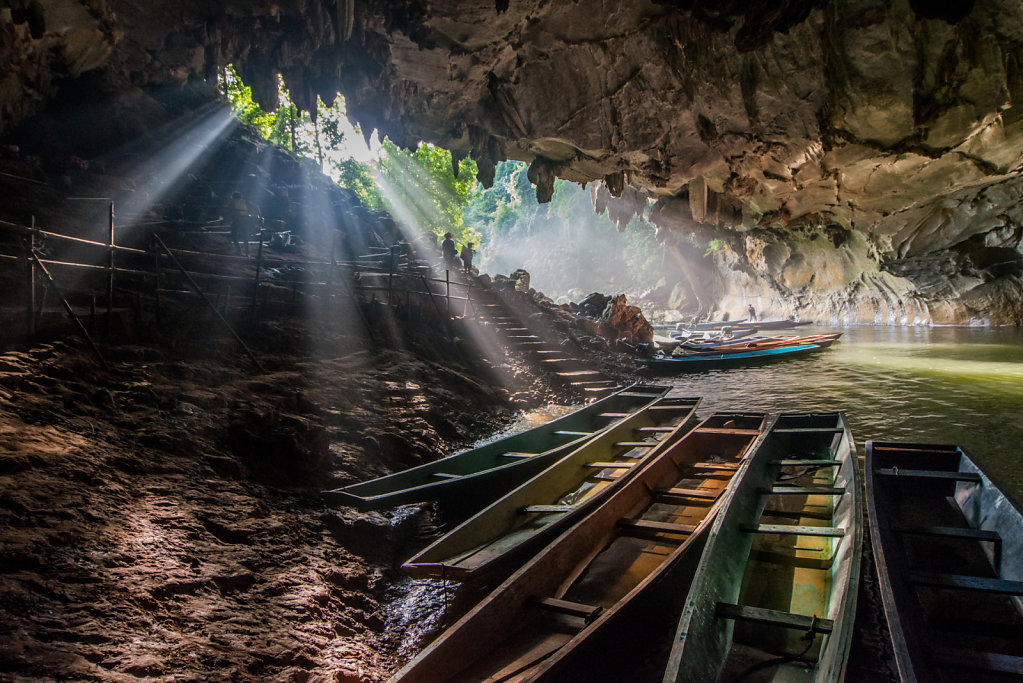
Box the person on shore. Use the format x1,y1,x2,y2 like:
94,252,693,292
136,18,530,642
460,242,475,274
229,191,256,256
441,232,458,271
747,303,757,322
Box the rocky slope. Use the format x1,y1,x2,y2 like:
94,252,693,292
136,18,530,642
3,0,1023,322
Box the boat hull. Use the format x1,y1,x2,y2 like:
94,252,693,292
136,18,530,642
666,413,861,683
323,384,670,513
391,412,769,683
638,343,826,374
866,441,1023,682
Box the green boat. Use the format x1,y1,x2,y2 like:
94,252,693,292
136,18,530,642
391,412,767,683
666,412,861,683
323,384,671,513
402,395,701,590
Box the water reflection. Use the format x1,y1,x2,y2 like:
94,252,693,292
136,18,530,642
661,325,1023,499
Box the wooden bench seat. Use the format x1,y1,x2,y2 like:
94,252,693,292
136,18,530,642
716,603,834,634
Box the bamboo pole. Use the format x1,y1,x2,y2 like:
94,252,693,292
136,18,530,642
153,234,265,373
29,250,108,370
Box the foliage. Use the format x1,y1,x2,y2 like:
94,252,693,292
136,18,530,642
375,139,480,243
335,158,384,209
705,238,726,257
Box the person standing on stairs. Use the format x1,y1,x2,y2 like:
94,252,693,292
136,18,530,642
460,242,475,275
442,232,458,271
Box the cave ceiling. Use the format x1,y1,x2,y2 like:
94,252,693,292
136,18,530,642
4,0,1023,267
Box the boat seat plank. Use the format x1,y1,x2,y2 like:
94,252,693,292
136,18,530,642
872,444,960,454
759,486,846,496
895,525,1001,543
692,462,742,471
716,603,834,634
909,571,1023,595
636,427,676,433
648,405,688,411
431,473,463,479
929,648,1023,674
770,459,842,467
553,430,595,437
657,487,720,501
617,391,665,398
692,427,761,436
530,597,603,622
500,452,540,459
614,441,656,448
771,427,845,434
591,472,623,482
877,468,982,482
522,504,574,514
598,412,631,418
618,519,697,537
742,524,845,537
585,461,636,469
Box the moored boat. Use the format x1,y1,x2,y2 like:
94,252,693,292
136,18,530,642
638,343,828,373
323,383,670,513
401,395,701,590
865,440,1023,681
666,412,861,683
682,317,813,332
391,412,769,683
680,332,842,353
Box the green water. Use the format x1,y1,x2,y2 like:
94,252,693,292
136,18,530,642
659,325,1023,501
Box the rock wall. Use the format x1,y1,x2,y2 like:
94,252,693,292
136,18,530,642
3,0,1023,322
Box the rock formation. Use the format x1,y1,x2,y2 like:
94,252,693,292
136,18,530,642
3,0,1023,322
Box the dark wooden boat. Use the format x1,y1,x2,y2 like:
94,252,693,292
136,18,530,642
666,412,861,683
402,396,701,589
323,384,670,513
638,343,827,374
391,412,769,683
865,440,1023,682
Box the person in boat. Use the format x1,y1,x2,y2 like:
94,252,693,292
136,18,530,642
460,241,475,274
747,303,757,322
441,232,458,271
720,325,734,340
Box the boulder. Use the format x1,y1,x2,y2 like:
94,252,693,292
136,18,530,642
600,294,653,344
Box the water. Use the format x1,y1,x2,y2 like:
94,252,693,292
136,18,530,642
659,325,1023,501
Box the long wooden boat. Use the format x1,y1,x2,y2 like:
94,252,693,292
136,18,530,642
666,412,861,683
323,383,671,513
638,343,827,373
402,395,701,589
683,318,813,332
391,412,770,683
681,333,842,353
865,440,1023,681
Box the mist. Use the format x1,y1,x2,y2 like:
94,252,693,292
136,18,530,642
467,162,671,306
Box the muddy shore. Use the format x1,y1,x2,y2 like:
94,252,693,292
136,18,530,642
0,299,569,682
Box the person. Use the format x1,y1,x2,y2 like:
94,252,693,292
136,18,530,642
460,242,475,274
441,232,458,270
229,191,256,255
747,304,757,322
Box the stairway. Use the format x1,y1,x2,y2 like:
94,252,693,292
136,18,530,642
471,284,618,399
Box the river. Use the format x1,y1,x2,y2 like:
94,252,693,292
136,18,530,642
659,324,1023,501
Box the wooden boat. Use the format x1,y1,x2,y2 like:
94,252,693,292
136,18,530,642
402,395,702,589
669,327,758,342
391,412,769,683
666,412,861,683
323,384,670,513
865,440,1023,681
638,343,827,373
681,333,842,353
683,317,813,332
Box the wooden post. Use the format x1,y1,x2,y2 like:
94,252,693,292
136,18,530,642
253,229,264,313
152,235,264,372
26,216,36,338
29,251,108,370
445,269,450,316
107,201,114,325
